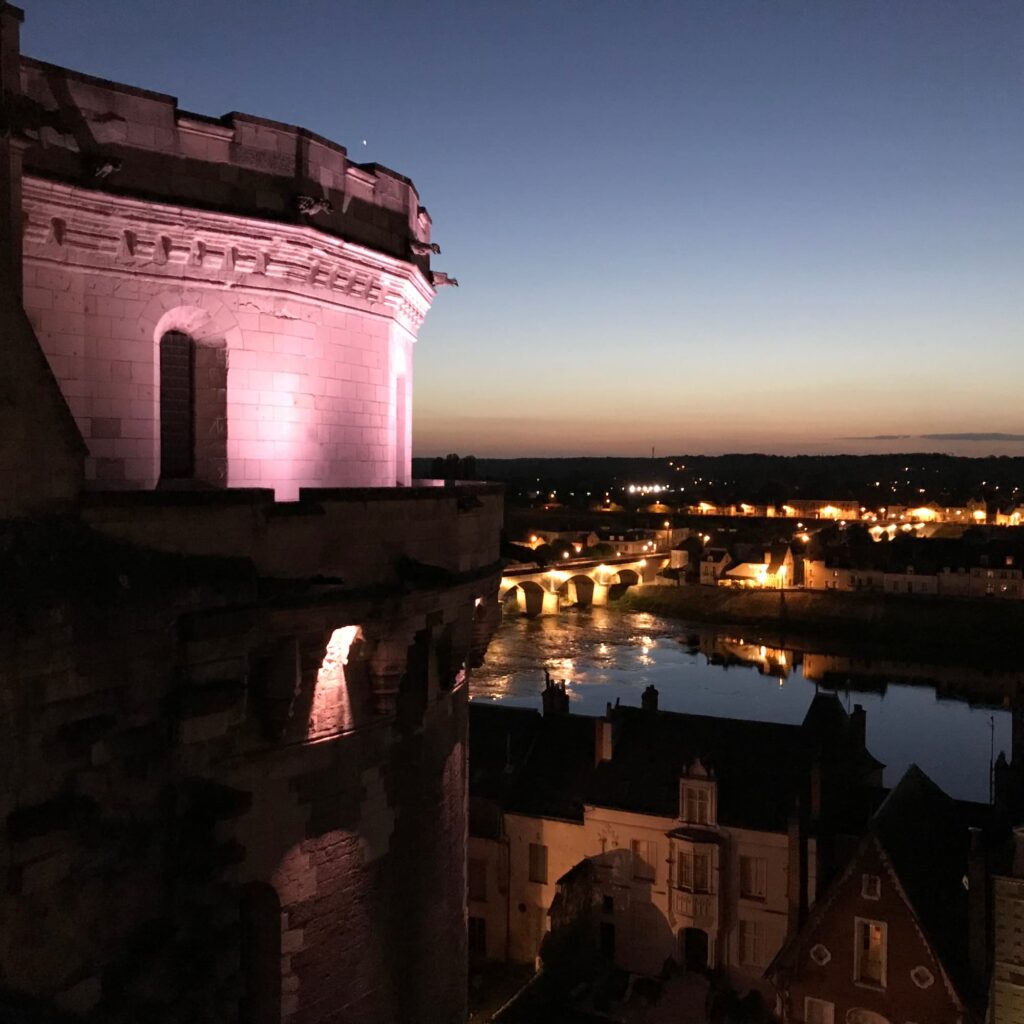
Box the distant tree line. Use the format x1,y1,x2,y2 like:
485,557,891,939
428,454,477,481
409,453,1024,510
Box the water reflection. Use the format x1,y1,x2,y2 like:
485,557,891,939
471,606,1013,803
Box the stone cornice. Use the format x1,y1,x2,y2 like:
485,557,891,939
21,176,434,335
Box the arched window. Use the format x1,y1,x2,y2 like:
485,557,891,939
159,330,195,480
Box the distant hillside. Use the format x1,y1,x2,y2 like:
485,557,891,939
413,453,1024,507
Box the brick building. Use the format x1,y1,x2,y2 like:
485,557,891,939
0,5,501,1022
766,765,991,1024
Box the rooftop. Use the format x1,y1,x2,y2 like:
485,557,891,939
469,692,882,833
13,28,434,266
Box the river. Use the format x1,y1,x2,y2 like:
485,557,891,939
469,606,1012,803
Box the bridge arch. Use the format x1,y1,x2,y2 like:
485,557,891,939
498,555,664,616
556,574,597,608
500,580,550,618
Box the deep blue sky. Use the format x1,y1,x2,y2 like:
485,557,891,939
23,1,1024,456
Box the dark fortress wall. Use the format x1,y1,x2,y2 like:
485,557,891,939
0,519,494,1023
239,687,469,1024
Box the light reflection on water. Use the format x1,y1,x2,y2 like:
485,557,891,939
470,606,1012,803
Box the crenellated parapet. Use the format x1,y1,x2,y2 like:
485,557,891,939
18,57,437,267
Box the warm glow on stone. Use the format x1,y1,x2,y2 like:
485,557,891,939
308,625,361,740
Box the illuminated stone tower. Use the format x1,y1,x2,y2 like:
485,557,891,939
0,5,500,1021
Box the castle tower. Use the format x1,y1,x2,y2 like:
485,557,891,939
0,6,501,1021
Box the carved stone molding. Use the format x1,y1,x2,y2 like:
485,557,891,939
21,176,434,335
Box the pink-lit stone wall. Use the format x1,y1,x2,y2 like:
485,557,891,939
21,179,428,499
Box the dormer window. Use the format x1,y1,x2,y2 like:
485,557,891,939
685,787,711,824
679,759,716,826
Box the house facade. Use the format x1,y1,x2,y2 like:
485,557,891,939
468,687,883,995
991,830,1024,1024
767,766,989,1024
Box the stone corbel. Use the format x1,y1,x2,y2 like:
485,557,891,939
153,234,170,266
115,228,135,264
367,630,415,717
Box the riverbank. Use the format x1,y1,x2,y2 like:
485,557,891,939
619,585,1024,666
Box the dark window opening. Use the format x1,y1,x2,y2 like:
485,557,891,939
469,916,487,960
528,843,548,884
159,330,195,479
239,882,282,1024
599,921,616,959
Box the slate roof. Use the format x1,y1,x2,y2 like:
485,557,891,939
871,764,980,1004
469,692,882,834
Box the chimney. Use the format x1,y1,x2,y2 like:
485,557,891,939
850,704,866,749
1012,825,1024,879
641,684,659,713
594,702,617,766
594,716,614,765
993,751,1012,815
541,674,569,716
1013,697,1024,770
967,827,988,996
809,758,822,824
787,804,809,936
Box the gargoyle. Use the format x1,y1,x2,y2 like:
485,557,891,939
91,157,122,180
410,240,441,256
431,272,459,288
296,195,333,216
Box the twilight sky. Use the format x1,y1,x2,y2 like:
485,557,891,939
24,1,1024,457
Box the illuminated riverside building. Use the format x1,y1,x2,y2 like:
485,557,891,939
0,7,500,1021
468,685,882,996
804,554,1024,599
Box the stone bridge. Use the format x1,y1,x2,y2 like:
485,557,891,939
499,554,669,616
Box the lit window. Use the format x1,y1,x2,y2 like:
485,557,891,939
861,874,881,900
740,855,767,900
804,997,834,1024
528,843,548,884
631,839,657,882
854,918,887,987
468,857,487,902
738,919,767,967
